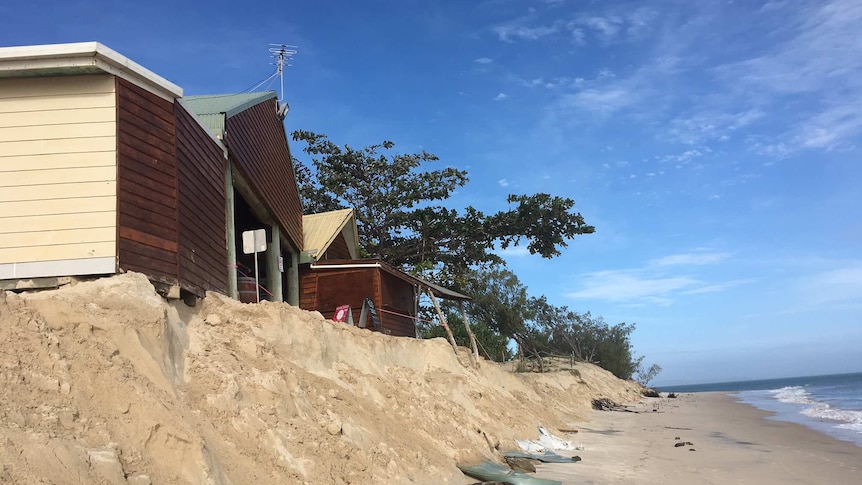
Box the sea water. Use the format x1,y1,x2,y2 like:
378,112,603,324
660,372,862,447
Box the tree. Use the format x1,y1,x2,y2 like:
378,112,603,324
291,131,595,274
636,363,662,386
419,311,512,362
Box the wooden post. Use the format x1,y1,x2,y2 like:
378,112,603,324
225,160,238,300
427,289,459,355
459,301,480,366
266,225,283,302
287,248,299,306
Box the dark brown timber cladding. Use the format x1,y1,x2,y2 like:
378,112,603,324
322,235,352,260
175,103,228,296
116,78,179,284
380,271,416,337
298,264,418,337
226,98,303,250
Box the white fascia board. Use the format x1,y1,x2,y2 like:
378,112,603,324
0,42,183,101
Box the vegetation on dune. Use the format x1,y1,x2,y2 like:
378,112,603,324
291,131,658,382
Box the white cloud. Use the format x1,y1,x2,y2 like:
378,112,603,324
494,92,509,101
666,109,765,145
719,0,862,154
568,270,700,304
791,263,862,309
497,245,531,257
567,251,739,304
474,57,493,64
498,178,509,187
494,22,560,42
651,252,730,266
558,88,635,115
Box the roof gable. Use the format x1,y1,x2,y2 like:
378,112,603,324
302,209,359,261
183,92,277,138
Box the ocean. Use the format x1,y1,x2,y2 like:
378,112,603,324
659,372,862,447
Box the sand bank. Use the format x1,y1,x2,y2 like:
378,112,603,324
0,273,642,484
535,392,862,484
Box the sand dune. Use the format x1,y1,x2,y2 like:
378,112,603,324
0,273,640,484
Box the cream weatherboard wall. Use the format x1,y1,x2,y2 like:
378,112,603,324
0,74,118,279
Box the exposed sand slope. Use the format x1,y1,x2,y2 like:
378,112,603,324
0,273,640,484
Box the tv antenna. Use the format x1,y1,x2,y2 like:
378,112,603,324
268,44,298,103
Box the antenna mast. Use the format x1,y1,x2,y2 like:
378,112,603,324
268,44,298,102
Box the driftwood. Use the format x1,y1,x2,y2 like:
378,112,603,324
591,398,637,412
641,388,660,398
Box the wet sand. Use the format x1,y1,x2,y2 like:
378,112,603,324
535,392,862,484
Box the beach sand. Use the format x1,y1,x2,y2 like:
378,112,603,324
534,392,862,484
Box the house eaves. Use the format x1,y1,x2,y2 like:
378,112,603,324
0,41,182,101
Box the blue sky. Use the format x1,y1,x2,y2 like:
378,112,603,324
4,0,860,385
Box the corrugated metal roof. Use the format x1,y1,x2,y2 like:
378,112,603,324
184,92,277,117
302,208,359,261
191,113,226,138
183,92,277,138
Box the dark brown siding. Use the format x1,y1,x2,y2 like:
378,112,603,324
298,264,417,337
116,78,179,285
379,271,416,337
299,270,319,310
226,99,303,251
322,235,352,260
175,103,228,296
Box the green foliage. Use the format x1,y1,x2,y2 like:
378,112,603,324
541,310,643,380
291,131,594,274
418,312,512,362
290,130,655,380
636,363,663,386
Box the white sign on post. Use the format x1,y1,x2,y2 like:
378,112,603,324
242,229,267,255
241,229,268,303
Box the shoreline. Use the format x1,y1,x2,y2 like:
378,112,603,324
533,392,862,484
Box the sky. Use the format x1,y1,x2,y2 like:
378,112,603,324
3,0,860,386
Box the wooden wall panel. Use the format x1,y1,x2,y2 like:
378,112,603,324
175,102,228,296
323,235,353,260
298,264,418,337
226,99,303,251
379,271,417,337
116,78,179,285
0,74,117,275
299,271,319,310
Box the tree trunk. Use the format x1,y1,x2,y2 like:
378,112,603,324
459,301,480,367
427,290,459,355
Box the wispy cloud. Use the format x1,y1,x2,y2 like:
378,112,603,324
717,0,862,154
498,178,510,187
788,262,862,310
568,270,702,305
494,92,509,101
651,252,730,266
494,22,561,42
491,5,657,44
666,109,765,145
474,57,493,64
567,251,739,304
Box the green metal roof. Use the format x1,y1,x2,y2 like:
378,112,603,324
183,91,277,136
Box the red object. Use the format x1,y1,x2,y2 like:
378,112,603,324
333,305,351,322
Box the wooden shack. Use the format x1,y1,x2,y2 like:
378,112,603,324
0,42,303,302
298,209,470,337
